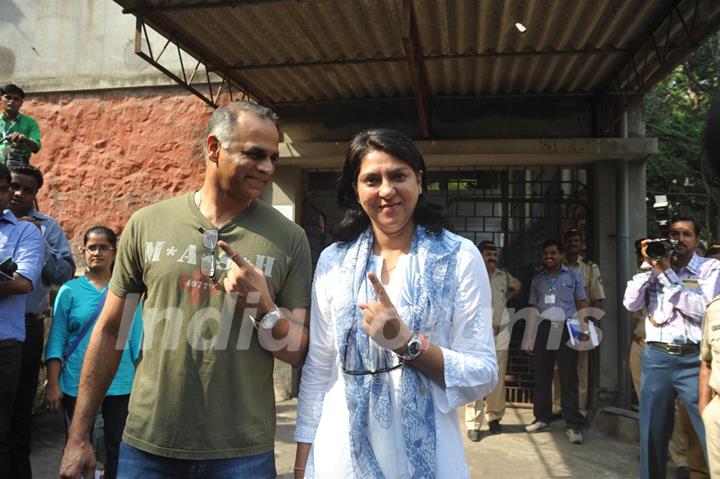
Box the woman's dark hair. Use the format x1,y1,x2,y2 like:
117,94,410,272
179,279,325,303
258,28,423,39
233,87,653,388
84,225,117,248
334,128,449,242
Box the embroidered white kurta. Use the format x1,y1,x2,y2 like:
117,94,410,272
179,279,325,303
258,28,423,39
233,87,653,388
295,238,497,478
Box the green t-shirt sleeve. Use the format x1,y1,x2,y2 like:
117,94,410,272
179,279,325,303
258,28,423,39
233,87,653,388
110,213,146,298
275,228,312,310
27,117,41,149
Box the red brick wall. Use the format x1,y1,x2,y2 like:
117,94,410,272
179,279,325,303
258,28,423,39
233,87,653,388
25,86,212,249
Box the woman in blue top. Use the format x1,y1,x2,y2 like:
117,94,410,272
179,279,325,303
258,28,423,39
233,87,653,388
45,226,141,479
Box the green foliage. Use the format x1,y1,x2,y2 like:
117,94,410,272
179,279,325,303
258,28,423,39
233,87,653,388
644,33,720,240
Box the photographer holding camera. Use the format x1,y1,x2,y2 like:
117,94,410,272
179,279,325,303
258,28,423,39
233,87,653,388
623,216,720,479
0,84,40,165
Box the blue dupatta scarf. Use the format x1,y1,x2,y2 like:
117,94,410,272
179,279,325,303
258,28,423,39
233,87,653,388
332,226,460,479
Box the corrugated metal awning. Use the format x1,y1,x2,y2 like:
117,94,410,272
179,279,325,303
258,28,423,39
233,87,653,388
115,0,720,136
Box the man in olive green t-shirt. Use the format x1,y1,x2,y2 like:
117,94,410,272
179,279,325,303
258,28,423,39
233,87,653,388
59,102,312,479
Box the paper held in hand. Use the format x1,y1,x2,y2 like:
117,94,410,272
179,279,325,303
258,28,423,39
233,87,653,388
566,319,600,349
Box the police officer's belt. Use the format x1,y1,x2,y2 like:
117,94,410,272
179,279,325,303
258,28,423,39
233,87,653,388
647,341,700,356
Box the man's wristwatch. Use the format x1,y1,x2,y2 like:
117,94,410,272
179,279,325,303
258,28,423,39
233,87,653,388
251,306,282,330
397,333,428,362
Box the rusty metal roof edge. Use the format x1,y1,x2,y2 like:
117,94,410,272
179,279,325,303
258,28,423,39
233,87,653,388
115,0,276,107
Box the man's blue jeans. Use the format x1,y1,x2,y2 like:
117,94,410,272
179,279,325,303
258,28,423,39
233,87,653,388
117,442,276,478
640,345,706,479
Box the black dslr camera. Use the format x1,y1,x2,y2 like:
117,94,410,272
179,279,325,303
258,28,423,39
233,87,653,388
647,195,680,261
645,239,680,261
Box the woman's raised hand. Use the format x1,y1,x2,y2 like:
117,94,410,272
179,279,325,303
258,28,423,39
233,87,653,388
359,272,413,353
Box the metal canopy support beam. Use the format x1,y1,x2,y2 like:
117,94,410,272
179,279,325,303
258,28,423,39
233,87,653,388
123,0,291,14
602,0,720,132
228,47,632,72
401,0,431,138
129,12,274,109
134,17,232,108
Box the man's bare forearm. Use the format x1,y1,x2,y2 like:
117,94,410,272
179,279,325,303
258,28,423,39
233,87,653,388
271,322,309,368
270,308,309,368
0,274,31,298
68,322,123,441
67,295,128,442
507,287,522,302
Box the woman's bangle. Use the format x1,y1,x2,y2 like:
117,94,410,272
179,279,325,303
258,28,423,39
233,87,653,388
294,466,306,472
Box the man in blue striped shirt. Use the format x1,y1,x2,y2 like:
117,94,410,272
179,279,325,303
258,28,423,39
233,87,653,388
0,163,43,476
624,217,720,479
522,238,588,444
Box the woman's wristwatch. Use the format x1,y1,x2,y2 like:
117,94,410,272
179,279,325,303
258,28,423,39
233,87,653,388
250,306,282,330
397,333,429,362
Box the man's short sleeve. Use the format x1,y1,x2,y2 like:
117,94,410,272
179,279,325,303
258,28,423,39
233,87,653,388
588,263,606,301
702,300,720,363
702,306,713,362
27,116,41,149
274,229,312,309
574,270,587,301
507,271,521,291
14,223,43,287
109,213,145,297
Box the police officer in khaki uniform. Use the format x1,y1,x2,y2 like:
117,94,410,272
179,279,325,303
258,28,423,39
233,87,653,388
700,95,720,478
699,296,720,477
465,240,521,440
628,240,648,397
551,228,604,416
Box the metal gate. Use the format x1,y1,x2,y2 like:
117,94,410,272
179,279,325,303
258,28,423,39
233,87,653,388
300,165,591,406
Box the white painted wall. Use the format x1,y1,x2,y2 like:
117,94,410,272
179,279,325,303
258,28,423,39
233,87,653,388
0,0,177,92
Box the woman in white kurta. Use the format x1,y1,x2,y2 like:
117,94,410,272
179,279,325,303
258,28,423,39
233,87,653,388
294,128,498,479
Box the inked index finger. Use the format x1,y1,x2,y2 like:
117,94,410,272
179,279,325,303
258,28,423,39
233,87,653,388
218,240,248,267
367,272,393,306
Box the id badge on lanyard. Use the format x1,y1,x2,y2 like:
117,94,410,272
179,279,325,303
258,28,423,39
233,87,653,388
545,275,558,304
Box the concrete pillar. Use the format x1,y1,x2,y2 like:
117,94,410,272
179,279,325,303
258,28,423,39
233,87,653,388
265,165,303,222
626,104,646,138
266,165,304,400
591,158,647,407
627,162,647,240
592,161,618,403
